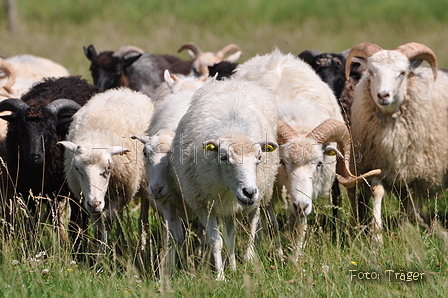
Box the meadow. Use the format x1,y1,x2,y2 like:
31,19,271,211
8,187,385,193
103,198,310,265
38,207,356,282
1,0,448,297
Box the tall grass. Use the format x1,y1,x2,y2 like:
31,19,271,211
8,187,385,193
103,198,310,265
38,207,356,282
1,0,448,296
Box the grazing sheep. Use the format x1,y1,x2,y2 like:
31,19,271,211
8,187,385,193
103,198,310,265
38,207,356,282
172,79,279,280
178,42,242,76
0,76,99,245
59,88,154,251
83,44,193,97
131,70,207,273
346,42,448,242
234,49,380,254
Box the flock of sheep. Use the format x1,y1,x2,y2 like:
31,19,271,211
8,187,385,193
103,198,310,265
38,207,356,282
0,40,447,280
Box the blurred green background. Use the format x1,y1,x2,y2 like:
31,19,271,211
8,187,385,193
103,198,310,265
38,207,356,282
1,0,447,81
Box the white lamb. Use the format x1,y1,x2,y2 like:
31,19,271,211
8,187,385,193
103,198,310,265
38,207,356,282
234,49,380,254
172,79,279,280
345,42,448,242
59,88,154,251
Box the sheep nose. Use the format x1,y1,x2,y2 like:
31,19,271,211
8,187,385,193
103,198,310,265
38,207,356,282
377,91,390,101
242,187,257,199
87,200,102,212
29,154,43,165
293,202,309,216
151,185,164,198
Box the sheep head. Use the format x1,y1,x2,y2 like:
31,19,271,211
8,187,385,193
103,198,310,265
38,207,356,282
59,141,130,214
178,42,242,76
201,136,278,208
277,118,380,217
132,130,176,200
0,98,82,167
84,44,143,91
345,42,438,115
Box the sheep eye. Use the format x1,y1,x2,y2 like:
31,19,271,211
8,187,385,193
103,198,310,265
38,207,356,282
399,71,406,77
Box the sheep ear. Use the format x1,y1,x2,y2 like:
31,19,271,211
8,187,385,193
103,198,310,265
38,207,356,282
224,51,242,63
260,141,278,153
164,69,175,88
131,135,151,144
351,57,367,69
58,141,79,153
110,146,131,156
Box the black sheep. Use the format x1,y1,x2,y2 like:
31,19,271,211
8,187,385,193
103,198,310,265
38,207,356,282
83,44,193,97
0,76,100,248
208,61,238,80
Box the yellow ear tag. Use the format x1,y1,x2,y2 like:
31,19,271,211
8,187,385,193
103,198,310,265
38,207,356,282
205,143,216,151
264,144,276,152
327,150,337,156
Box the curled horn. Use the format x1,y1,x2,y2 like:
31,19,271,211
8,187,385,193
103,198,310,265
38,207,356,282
177,42,203,57
395,42,438,81
277,118,298,145
46,98,82,115
112,45,145,58
345,42,383,79
307,118,381,188
0,59,17,93
0,97,29,113
216,44,242,60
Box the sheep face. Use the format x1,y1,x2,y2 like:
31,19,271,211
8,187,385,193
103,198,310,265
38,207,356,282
59,141,130,214
360,51,417,115
201,137,278,207
277,136,337,217
84,48,141,91
141,131,175,200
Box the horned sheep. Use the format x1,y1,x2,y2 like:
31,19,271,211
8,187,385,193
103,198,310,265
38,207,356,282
346,42,448,242
59,88,154,251
177,42,242,77
0,76,100,245
234,49,380,254
83,44,193,97
172,79,279,280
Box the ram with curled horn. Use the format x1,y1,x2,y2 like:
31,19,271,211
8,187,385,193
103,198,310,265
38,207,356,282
347,41,448,244
0,76,100,250
178,42,242,76
234,49,381,257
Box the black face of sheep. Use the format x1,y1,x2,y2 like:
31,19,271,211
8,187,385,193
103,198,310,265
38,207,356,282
84,44,142,91
208,61,238,80
298,50,348,98
0,76,99,248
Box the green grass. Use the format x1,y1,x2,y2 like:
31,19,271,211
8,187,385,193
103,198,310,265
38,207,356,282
1,0,448,296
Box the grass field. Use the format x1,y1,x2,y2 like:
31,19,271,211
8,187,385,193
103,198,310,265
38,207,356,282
1,0,448,297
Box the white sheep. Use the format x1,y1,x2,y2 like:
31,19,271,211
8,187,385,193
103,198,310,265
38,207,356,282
234,49,380,254
131,70,207,272
346,42,448,242
172,79,279,280
59,88,154,251
177,42,242,76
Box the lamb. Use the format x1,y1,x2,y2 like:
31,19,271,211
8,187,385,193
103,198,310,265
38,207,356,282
131,70,207,273
83,44,193,97
177,42,242,76
346,42,448,242
233,49,380,254
0,76,100,246
59,88,154,251
172,79,279,280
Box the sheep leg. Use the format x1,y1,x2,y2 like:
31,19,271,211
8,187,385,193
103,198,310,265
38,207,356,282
262,203,283,260
224,215,237,271
200,213,224,280
370,178,384,244
243,206,262,262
